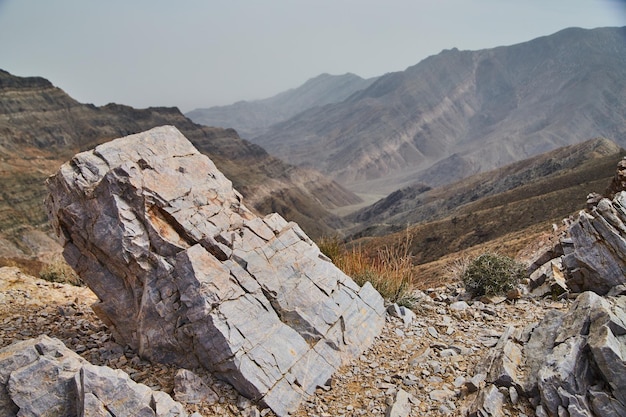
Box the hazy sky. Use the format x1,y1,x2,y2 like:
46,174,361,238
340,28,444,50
1,1,624,112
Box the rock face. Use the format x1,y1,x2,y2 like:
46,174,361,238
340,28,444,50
526,153,626,297
45,125,386,416
469,292,626,417
0,335,187,417
465,156,626,415
465,154,626,415
563,191,626,294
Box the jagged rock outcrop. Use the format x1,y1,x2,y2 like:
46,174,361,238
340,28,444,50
468,292,626,417
563,191,626,294
526,154,626,297
0,335,188,417
605,156,626,198
45,126,385,416
467,155,626,416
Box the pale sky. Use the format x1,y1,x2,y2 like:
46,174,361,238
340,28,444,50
1,0,624,112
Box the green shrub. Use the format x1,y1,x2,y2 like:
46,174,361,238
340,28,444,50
462,253,526,297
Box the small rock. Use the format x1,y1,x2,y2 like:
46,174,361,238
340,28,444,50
467,384,504,417
465,373,486,393
173,369,219,405
535,404,549,417
479,295,506,304
439,349,458,358
385,388,412,417
607,284,626,296
453,376,466,388
427,327,439,338
429,389,455,402
387,304,417,328
509,386,519,405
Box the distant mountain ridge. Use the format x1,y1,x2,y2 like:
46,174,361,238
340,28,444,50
0,69,360,263
249,26,626,195
186,73,378,139
348,137,624,236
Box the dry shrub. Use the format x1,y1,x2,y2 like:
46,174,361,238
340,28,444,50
39,256,82,286
318,232,414,305
318,235,343,263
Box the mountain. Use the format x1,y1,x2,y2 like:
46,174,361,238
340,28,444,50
185,73,378,139
251,26,626,195
0,69,360,265
350,137,626,266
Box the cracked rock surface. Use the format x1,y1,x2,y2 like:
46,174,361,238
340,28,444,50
44,125,385,416
0,335,188,417
563,191,626,294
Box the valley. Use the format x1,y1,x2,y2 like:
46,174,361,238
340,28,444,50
3,26,626,285
0,69,361,273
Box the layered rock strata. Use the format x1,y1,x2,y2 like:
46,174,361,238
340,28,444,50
563,191,626,294
526,190,626,298
45,125,385,416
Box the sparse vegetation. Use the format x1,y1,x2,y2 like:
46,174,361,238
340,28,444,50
39,257,82,286
318,231,414,306
460,252,526,297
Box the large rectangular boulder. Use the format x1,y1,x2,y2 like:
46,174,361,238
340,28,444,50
45,125,386,416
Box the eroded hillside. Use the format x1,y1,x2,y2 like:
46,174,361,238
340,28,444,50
0,69,360,269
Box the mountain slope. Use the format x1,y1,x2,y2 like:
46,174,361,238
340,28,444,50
186,73,378,139
251,26,626,195
0,69,360,262
349,137,623,231
350,138,626,267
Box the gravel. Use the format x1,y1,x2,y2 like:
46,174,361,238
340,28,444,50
1,266,569,416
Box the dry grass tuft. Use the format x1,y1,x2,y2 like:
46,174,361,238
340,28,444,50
318,231,414,306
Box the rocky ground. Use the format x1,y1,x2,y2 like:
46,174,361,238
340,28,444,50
0,265,570,417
